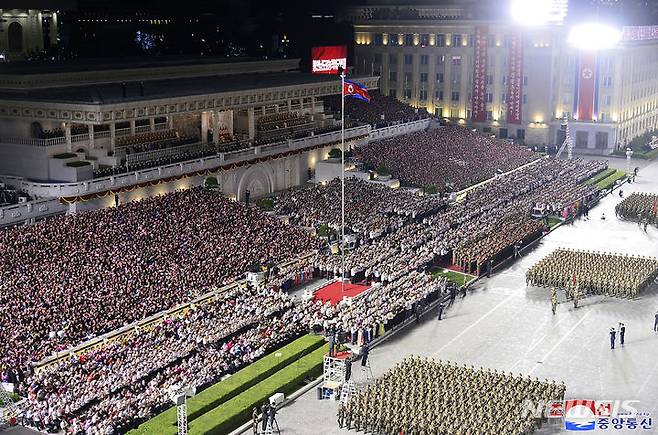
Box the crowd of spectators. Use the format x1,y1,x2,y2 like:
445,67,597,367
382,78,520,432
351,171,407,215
324,91,429,128
16,258,448,434
354,127,539,190
312,157,606,280
272,178,444,237
36,125,89,140
257,113,312,132
3,125,611,434
18,283,309,434
94,143,234,178
0,187,318,372
116,130,199,156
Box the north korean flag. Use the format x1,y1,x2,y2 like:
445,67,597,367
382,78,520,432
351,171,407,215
344,79,371,102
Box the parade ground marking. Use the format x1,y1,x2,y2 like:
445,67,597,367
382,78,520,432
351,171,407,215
528,311,592,376
432,293,516,357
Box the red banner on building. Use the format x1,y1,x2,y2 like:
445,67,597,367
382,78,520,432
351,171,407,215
576,52,597,121
311,46,347,75
471,25,488,122
506,31,523,125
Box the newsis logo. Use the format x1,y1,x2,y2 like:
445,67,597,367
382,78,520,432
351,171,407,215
521,399,645,432
564,400,597,431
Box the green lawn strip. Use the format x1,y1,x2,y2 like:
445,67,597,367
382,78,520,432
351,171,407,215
547,216,562,228
189,346,326,435
596,169,627,190
430,267,475,287
128,334,324,435
585,168,615,185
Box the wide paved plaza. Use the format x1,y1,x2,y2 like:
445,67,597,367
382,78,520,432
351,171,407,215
274,157,658,435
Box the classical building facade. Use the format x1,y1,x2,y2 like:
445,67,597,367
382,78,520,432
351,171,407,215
0,58,379,181
349,3,658,154
0,57,391,225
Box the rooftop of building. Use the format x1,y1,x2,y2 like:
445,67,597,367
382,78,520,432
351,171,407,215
0,55,269,76
0,70,343,105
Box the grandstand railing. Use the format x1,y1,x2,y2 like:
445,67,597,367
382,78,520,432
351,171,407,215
93,130,111,139
368,118,431,141
1,124,372,199
115,127,132,137
0,136,66,147
1,123,171,147
32,251,316,373
71,132,90,143
0,197,67,228
124,141,215,166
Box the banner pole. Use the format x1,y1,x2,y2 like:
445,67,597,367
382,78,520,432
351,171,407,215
341,73,346,294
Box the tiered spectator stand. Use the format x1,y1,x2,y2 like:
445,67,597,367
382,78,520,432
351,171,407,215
318,350,352,400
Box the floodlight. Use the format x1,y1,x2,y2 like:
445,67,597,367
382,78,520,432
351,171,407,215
568,23,622,50
511,0,553,26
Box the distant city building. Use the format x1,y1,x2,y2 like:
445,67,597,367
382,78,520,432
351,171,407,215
0,8,60,59
349,2,658,154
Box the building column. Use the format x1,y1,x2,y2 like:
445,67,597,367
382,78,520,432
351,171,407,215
89,124,95,149
227,110,234,136
110,122,116,150
247,107,255,140
201,111,209,143
168,115,174,129
130,120,136,135
311,96,317,121
149,117,155,132
65,123,72,152
212,111,220,145
50,12,59,47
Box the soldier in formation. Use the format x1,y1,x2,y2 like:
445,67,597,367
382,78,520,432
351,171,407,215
615,192,658,223
337,356,565,435
526,248,658,300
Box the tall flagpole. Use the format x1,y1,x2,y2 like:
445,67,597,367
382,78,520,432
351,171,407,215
340,72,346,294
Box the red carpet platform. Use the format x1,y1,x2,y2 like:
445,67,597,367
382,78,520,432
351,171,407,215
314,281,371,305
329,350,352,360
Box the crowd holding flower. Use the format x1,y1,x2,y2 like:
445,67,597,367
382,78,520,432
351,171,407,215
0,187,318,372
1,124,610,435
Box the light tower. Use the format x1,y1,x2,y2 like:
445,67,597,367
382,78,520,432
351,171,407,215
0,384,18,427
169,385,196,435
556,116,574,160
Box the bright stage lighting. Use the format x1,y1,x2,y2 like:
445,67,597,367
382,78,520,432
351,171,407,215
568,23,622,50
511,0,553,26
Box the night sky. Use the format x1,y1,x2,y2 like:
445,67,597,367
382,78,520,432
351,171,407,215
21,0,658,62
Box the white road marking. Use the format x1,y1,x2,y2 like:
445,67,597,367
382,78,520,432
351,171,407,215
509,314,572,372
432,293,515,357
528,310,592,375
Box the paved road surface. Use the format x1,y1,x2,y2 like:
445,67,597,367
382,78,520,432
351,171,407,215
276,157,658,435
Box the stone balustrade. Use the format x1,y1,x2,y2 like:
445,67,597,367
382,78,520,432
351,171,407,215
1,124,372,199
0,197,67,227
